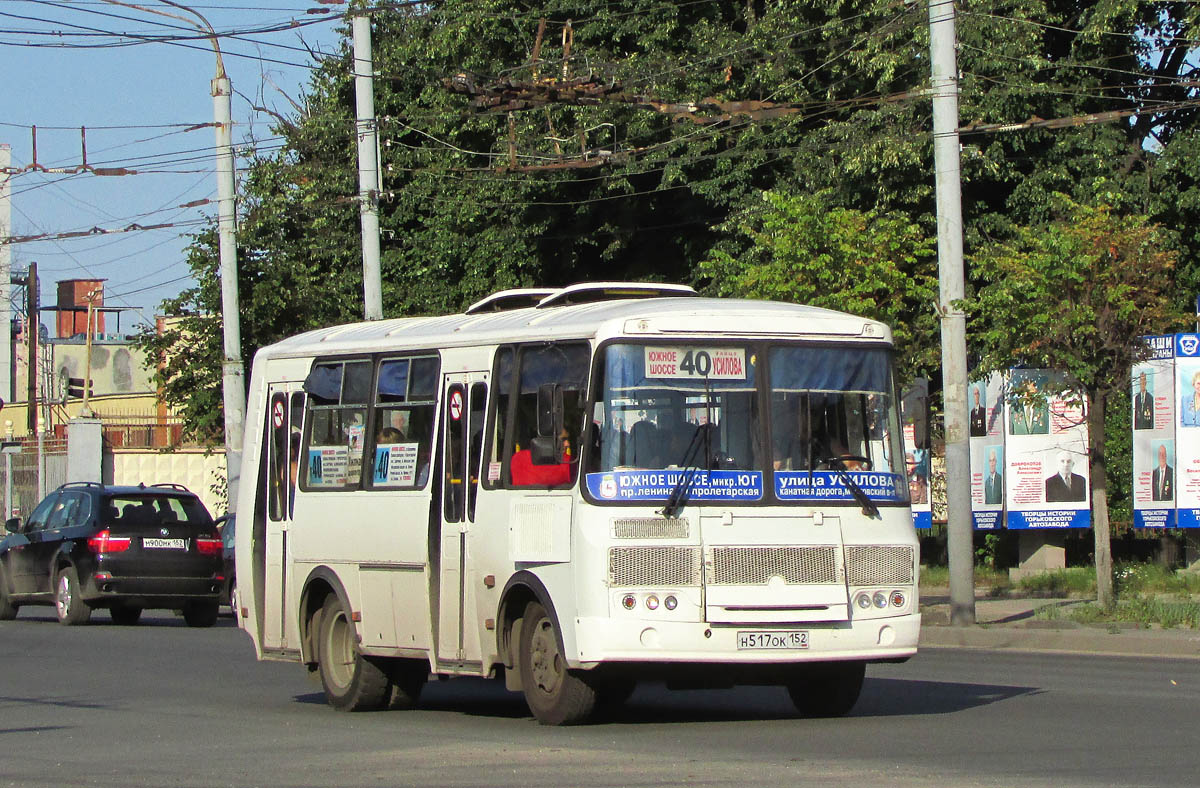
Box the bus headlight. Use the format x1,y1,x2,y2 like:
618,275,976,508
645,595,660,610
621,594,636,610
664,595,677,610
890,590,906,608
873,591,888,609
855,592,873,610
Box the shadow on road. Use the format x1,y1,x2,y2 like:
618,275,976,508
290,674,1038,723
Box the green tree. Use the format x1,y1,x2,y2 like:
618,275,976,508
699,190,939,382
964,197,1190,608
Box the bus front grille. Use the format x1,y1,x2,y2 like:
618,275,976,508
845,545,915,585
612,517,689,540
708,546,841,585
608,546,702,587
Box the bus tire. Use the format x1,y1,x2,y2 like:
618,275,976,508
386,659,427,710
518,601,596,725
317,595,389,711
786,661,866,718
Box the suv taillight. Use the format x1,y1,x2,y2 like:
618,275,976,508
196,537,222,556
88,530,131,553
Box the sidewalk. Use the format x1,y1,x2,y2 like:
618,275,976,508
919,591,1200,659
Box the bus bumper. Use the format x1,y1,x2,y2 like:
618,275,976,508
570,612,920,669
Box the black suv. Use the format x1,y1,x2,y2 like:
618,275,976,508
0,482,224,626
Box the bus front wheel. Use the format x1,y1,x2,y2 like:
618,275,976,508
317,595,390,711
786,661,866,717
518,601,597,725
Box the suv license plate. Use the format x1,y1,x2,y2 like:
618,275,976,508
142,538,186,550
737,630,809,650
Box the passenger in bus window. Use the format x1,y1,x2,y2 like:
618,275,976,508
510,428,575,486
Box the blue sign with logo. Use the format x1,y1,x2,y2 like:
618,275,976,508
1007,509,1090,529
774,471,907,502
585,470,763,502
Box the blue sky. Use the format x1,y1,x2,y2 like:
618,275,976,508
1,1,346,334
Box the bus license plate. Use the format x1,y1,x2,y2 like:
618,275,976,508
143,538,186,550
737,630,809,650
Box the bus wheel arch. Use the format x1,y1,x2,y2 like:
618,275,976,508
299,566,352,668
497,572,563,693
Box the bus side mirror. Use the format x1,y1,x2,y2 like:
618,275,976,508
529,435,559,465
536,383,563,439
4,517,20,534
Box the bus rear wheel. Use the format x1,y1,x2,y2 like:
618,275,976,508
317,595,390,711
518,601,597,725
786,661,866,718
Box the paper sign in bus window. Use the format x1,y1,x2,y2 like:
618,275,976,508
373,443,419,486
644,347,748,380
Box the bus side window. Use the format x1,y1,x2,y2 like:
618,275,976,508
369,355,439,490
301,360,371,490
506,342,589,488
482,347,513,489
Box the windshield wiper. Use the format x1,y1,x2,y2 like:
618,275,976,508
660,423,710,518
825,457,880,519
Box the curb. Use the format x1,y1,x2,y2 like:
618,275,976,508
919,624,1200,660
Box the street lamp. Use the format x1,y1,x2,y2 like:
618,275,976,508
97,0,246,511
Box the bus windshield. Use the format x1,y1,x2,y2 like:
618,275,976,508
585,342,908,505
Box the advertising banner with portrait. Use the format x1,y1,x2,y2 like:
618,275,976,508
902,379,932,529
1175,333,1200,528
969,372,1006,530
1131,336,1177,528
1004,369,1091,529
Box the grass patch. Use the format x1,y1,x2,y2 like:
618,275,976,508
1065,597,1200,629
920,565,1011,591
1015,567,1095,596
1114,563,1200,596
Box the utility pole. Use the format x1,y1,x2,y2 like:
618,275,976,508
26,262,37,435
93,0,247,512
0,144,11,405
353,6,383,320
928,0,975,624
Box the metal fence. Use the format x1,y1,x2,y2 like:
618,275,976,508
1,439,69,520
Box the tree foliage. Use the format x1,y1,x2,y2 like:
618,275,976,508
963,197,1191,605
146,0,1200,454
698,190,938,382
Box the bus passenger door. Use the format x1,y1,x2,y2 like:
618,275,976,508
436,373,487,669
262,386,304,649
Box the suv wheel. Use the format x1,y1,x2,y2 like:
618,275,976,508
110,604,142,626
55,566,92,626
182,600,219,628
0,567,19,620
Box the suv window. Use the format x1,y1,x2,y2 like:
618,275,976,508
24,493,59,532
103,494,213,530
46,492,91,530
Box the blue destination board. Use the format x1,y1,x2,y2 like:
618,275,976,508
1007,509,1090,529
586,470,763,502
774,471,907,502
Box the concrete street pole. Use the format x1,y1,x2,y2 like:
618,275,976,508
213,64,246,509
97,1,246,509
353,9,383,321
928,0,975,624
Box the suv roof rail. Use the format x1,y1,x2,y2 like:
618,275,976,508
59,481,104,490
149,482,191,492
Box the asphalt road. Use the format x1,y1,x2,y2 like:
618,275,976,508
2,609,1199,787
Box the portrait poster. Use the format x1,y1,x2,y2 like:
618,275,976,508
969,372,1005,530
1132,337,1177,528
1005,370,1091,529
1176,334,1200,528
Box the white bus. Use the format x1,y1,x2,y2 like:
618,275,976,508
235,282,920,725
